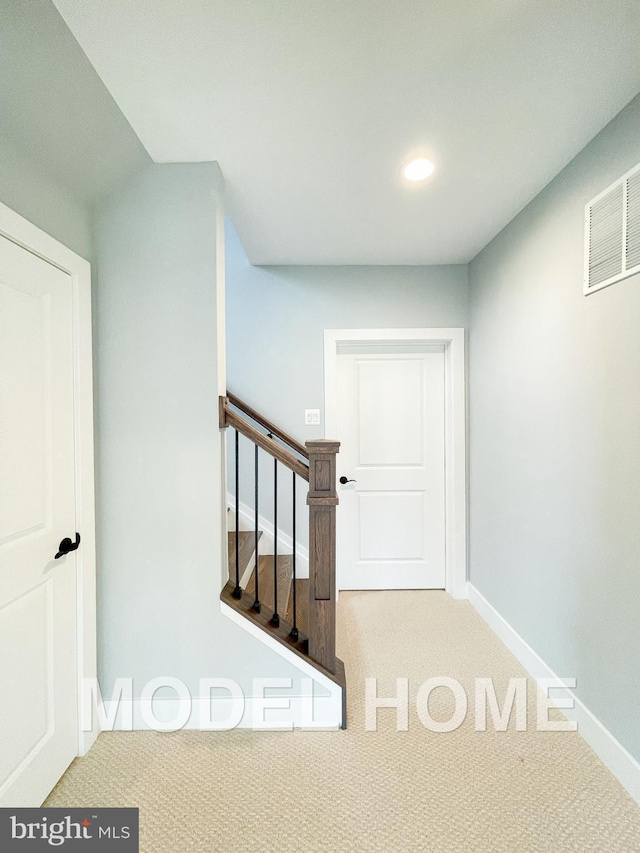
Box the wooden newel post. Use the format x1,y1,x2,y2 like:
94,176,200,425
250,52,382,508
306,439,340,673
219,395,229,429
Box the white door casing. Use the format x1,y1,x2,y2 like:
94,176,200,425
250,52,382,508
324,329,467,598
0,204,96,806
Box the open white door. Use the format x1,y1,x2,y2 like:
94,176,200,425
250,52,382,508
335,343,446,590
0,234,79,806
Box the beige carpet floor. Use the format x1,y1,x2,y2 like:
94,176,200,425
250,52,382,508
46,591,640,852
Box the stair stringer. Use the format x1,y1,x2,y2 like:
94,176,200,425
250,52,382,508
220,600,344,729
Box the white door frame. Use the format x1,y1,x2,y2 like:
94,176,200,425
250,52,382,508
324,328,467,599
0,202,98,756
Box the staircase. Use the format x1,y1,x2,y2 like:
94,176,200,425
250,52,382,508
225,531,310,656
220,392,346,726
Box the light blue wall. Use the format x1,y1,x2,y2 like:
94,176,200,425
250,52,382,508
469,95,640,760
0,0,150,260
226,222,469,436
0,130,93,259
94,163,307,698
1,0,149,214
225,222,469,543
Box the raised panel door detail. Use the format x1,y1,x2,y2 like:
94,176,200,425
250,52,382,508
0,283,50,544
0,582,53,792
358,491,424,561
357,358,424,467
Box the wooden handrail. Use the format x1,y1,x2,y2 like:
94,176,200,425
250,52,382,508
227,391,309,460
220,394,343,691
221,399,310,481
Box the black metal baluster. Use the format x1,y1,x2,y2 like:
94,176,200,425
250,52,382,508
289,472,298,641
271,459,280,626
232,429,242,599
252,443,260,612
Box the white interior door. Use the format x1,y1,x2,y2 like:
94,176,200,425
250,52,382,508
336,344,446,589
0,234,78,807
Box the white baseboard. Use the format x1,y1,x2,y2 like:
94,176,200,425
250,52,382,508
101,694,340,732
467,583,640,804
97,613,344,732
227,493,309,579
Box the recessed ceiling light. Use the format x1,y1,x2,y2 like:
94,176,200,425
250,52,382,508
403,157,435,182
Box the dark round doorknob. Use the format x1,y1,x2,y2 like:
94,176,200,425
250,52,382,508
339,476,357,485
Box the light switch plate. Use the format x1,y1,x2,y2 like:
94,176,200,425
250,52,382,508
305,409,320,426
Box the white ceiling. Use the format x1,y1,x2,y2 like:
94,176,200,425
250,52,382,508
52,0,640,265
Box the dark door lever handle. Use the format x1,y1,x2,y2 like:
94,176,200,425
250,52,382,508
339,476,357,485
55,532,81,560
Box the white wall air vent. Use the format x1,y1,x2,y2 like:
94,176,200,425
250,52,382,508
584,161,640,294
